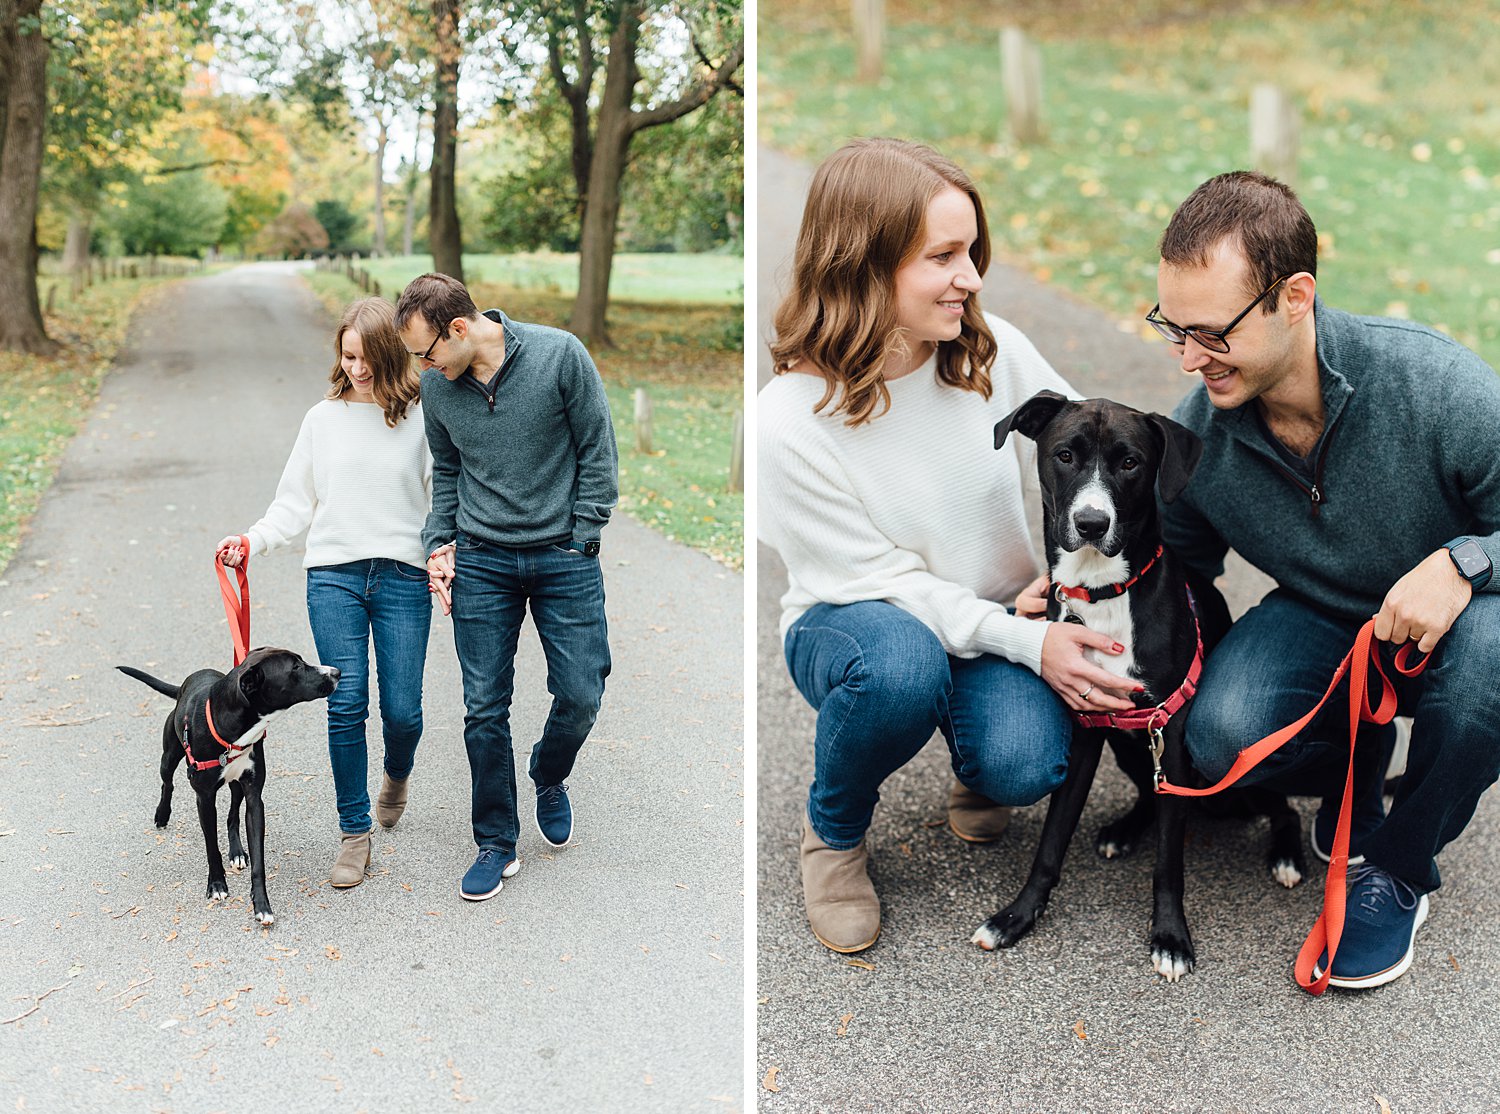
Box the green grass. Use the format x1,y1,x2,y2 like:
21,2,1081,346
305,269,745,569
339,252,744,307
0,270,205,576
760,0,1500,365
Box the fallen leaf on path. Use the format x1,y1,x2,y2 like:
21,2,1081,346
836,1013,853,1037
1449,954,1460,971
1375,1096,1392,1114
846,958,874,971
1073,1020,1088,1041
324,947,341,961
762,1066,781,1093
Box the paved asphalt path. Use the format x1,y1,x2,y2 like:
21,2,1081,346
0,264,744,1113
755,146,1500,1112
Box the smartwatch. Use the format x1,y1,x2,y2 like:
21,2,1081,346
1444,537,1492,591
567,539,601,557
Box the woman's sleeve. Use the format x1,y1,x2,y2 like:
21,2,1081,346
760,414,1050,673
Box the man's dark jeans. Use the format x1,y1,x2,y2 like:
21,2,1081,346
452,536,610,854
1185,589,1500,893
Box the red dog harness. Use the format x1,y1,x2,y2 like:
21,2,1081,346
180,698,265,772
1056,546,1202,777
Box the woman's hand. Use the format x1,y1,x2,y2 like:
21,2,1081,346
1015,574,1050,620
427,543,456,616
215,535,245,567
1040,622,1141,713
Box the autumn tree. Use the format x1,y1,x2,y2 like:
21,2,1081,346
0,0,58,353
514,0,743,345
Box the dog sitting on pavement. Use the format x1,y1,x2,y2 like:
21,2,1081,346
972,391,1304,980
118,648,339,927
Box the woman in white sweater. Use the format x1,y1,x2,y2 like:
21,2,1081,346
216,297,432,889
759,138,1138,953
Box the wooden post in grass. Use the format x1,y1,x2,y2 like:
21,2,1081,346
45,284,56,313
1001,28,1043,145
851,0,883,83
634,388,653,454
728,409,744,494
1251,84,1299,187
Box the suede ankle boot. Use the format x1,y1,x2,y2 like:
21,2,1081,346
375,772,410,829
948,780,1012,843
800,816,880,953
330,830,371,889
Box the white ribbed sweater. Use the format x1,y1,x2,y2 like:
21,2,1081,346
246,398,433,569
758,314,1075,675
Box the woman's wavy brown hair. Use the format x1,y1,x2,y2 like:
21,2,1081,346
327,297,421,427
770,137,997,426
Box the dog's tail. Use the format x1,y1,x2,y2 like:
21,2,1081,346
116,665,180,699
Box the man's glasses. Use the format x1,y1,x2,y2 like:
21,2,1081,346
413,329,444,362
1145,275,1291,354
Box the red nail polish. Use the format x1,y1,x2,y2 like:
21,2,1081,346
1113,642,1125,653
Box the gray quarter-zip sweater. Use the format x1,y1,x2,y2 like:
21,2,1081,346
420,309,618,554
1164,297,1500,622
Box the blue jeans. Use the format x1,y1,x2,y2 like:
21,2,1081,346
784,601,1072,850
306,560,433,834
452,536,611,853
1185,589,1500,893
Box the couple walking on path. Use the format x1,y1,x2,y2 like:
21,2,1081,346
217,273,618,900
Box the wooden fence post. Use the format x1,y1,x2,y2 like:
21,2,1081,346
1000,27,1043,145
1250,83,1299,187
728,409,744,494
851,0,883,83
634,388,654,454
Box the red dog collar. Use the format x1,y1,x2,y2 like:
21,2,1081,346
1054,544,1164,603
180,697,263,772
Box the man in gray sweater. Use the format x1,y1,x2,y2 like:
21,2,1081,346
1150,172,1500,988
395,273,618,901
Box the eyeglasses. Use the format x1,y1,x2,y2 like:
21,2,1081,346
1145,275,1291,354
412,329,444,362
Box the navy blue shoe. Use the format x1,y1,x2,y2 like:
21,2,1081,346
536,783,573,848
1313,864,1429,989
459,847,520,901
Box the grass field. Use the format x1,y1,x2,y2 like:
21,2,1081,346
305,270,745,569
761,0,1500,366
345,252,744,307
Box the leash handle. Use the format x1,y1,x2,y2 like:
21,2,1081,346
215,534,251,667
1155,618,1426,995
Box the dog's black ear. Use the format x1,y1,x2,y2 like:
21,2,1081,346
238,664,263,700
1147,413,1203,504
994,390,1070,449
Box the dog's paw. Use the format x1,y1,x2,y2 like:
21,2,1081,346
1096,832,1133,860
254,908,275,927
1270,856,1303,889
1149,931,1196,982
972,903,1044,951
227,853,249,871
153,809,170,828
206,878,229,901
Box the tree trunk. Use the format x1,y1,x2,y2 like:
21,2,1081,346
569,8,641,347
372,118,388,257
0,0,57,355
63,211,92,272
428,0,463,282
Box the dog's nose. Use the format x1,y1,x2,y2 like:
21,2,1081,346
1074,508,1111,541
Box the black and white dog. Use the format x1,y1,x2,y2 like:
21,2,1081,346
973,391,1303,980
119,648,339,927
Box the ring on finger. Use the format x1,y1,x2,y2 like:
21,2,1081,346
1079,685,1094,700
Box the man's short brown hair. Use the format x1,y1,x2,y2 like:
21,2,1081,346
394,272,480,340
1160,170,1317,313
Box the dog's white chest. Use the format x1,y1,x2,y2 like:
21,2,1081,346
1052,548,1139,685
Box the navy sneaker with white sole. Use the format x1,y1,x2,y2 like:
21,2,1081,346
536,783,573,847
1313,864,1429,989
460,847,520,901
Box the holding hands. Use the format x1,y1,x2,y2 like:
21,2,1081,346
427,543,456,615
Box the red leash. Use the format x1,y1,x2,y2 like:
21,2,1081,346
1155,618,1427,994
216,534,252,667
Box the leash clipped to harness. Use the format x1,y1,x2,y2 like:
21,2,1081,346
1154,618,1428,995
178,536,262,773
